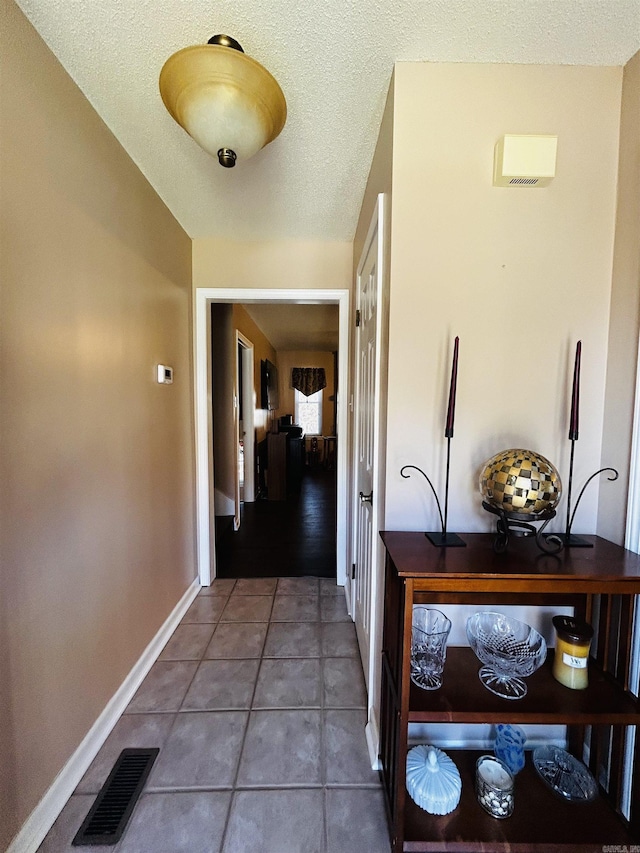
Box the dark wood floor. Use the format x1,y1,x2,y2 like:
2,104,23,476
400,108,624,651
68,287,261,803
215,467,337,579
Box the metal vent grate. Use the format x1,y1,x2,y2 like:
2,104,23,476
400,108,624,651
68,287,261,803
72,748,159,846
509,177,539,185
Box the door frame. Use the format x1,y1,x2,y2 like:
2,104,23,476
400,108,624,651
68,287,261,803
234,331,255,527
194,287,350,586
350,193,389,766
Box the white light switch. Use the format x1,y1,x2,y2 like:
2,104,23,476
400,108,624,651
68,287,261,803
157,365,174,384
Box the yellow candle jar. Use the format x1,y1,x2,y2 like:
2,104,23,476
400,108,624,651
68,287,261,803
552,615,594,690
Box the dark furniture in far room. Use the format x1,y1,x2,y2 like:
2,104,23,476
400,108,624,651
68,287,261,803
267,426,304,500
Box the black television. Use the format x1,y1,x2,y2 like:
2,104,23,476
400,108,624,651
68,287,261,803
260,359,279,411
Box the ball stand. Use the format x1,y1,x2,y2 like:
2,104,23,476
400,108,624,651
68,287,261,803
482,501,564,555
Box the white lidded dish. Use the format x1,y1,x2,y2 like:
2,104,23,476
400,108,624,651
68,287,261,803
406,744,462,815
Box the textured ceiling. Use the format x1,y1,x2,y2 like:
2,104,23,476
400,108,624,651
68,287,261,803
14,0,640,242
243,304,339,351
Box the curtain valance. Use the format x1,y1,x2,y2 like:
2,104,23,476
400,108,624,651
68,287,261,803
291,367,326,397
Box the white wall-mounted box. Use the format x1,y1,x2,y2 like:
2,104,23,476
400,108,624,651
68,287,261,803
493,134,558,187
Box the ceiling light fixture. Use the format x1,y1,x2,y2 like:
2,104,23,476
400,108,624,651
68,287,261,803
159,34,287,168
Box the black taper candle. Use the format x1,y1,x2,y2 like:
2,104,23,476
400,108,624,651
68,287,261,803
445,336,459,439
569,341,581,441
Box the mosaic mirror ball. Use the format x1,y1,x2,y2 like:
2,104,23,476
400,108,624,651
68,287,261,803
479,449,562,516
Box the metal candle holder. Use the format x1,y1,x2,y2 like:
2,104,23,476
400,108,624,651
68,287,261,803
559,465,619,546
401,336,465,547
551,341,619,546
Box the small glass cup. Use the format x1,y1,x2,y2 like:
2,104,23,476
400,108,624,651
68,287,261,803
494,723,526,775
410,607,452,690
475,755,514,819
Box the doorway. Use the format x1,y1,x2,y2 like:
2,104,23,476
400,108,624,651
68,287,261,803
195,288,350,587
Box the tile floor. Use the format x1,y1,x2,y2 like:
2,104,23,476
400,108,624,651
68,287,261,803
39,577,391,853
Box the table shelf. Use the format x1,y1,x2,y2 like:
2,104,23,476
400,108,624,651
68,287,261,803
379,532,640,853
402,750,634,852
407,648,639,725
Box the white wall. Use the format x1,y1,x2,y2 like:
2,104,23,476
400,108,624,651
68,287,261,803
599,49,640,544
355,63,625,750
385,63,622,537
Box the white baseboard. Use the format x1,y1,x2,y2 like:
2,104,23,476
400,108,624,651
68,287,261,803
7,578,201,853
365,709,381,771
344,579,353,618
214,494,235,516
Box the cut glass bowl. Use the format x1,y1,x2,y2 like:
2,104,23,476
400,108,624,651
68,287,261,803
533,746,597,802
466,611,547,699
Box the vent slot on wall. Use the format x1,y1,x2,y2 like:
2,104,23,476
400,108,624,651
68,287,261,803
72,748,159,846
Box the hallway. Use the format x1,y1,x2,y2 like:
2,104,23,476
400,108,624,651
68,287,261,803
216,467,337,579
38,578,389,853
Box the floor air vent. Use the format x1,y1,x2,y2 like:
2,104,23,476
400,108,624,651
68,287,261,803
73,748,159,846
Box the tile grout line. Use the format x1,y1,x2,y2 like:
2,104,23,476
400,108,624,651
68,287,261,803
145,597,233,811
109,590,233,852
174,596,231,716
320,611,329,853
143,781,380,793
218,587,277,853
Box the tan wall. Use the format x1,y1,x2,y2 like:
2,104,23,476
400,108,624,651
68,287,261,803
210,304,278,515
276,351,336,436
384,63,621,534
211,305,236,515
0,3,196,848
193,238,352,292
598,50,640,543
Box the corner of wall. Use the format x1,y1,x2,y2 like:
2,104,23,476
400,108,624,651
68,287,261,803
597,50,640,544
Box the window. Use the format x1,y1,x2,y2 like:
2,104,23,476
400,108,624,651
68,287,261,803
295,388,322,435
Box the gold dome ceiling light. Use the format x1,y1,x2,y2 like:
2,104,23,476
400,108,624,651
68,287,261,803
159,34,287,168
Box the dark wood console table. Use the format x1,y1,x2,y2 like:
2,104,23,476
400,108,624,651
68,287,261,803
379,531,640,852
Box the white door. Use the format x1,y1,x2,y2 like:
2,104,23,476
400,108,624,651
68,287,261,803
352,195,387,703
